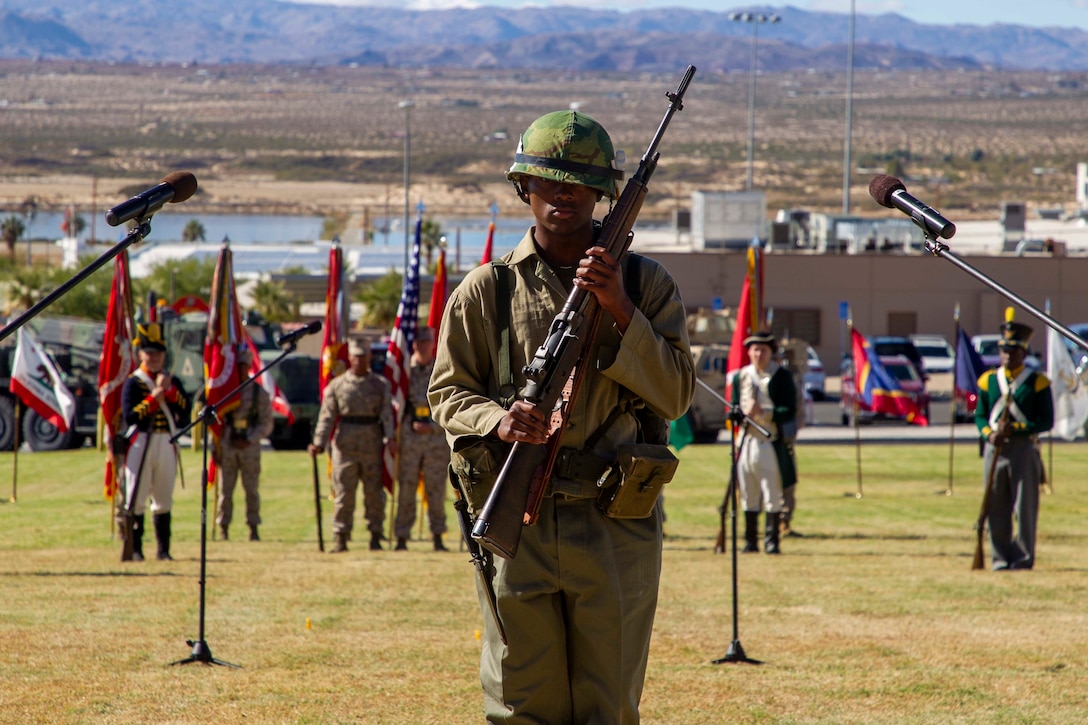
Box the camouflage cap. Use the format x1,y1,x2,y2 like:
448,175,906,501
347,337,371,357
506,110,624,199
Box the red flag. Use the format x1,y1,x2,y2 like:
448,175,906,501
245,336,294,424
319,242,350,400
427,246,447,333
97,252,136,499
480,219,495,266
204,244,245,485
724,246,761,401
850,327,929,426
382,210,423,492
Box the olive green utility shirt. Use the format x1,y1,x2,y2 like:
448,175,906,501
429,230,695,457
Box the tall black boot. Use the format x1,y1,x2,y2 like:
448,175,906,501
765,512,781,555
132,514,146,562
742,511,760,553
154,512,173,561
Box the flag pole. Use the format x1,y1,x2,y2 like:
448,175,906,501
846,315,863,499
1044,299,1054,496
10,400,19,503
944,304,960,496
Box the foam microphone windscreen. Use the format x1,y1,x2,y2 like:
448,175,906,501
163,171,198,203
868,174,905,209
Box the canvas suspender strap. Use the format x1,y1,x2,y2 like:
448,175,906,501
989,365,1032,429
491,260,516,409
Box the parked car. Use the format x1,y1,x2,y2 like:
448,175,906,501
909,334,955,374
840,354,930,426
804,346,826,401
870,336,927,379
970,334,1041,370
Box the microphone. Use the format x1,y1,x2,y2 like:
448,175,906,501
105,171,199,227
275,320,322,348
868,175,956,240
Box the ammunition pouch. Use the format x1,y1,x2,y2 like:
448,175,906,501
449,435,512,515
595,443,678,519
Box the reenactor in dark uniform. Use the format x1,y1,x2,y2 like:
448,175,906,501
309,337,396,553
393,327,451,551
120,323,190,561
975,311,1053,571
215,345,274,542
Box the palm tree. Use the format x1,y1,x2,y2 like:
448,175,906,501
60,211,85,238
250,278,300,324
182,219,206,242
355,270,402,329
1,215,25,261
421,218,444,267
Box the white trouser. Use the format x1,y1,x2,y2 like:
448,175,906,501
124,432,177,515
738,435,782,513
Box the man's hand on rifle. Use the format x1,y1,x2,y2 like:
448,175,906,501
575,246,635,333
495,401,549,445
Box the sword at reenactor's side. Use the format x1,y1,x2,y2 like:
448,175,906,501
311,455,325,553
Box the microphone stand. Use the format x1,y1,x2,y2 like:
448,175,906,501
697,378,771,666
168,341,299,668
923,237,1088,354
0,221,151,344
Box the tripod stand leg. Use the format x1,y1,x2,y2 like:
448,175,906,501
170,639,242,668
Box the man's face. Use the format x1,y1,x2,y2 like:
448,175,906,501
524,176,600,238
748,343,774,371
139,348,166,373
414,336,435,362
349,351,370,374
1000,345,1026,369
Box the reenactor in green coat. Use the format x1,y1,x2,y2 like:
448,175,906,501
975,313,1053,571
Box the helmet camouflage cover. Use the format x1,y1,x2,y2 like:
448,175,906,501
506,110,624,199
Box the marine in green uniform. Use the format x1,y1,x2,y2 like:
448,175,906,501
975,312,1053,571
429,110,695,724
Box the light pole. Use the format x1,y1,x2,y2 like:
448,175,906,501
730,12,780,191
398,99,414,274
843,0,856,213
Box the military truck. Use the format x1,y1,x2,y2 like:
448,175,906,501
0,316,105,452
685,308,736,443
161,308,320,451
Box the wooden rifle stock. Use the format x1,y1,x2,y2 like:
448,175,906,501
973,391,1011,571
471,65,695,560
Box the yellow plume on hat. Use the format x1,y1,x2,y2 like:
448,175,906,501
1005,306,1015,323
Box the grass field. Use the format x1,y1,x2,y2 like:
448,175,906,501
1,441,1086,724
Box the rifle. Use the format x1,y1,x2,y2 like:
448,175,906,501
311,455,325,553
973,389,1011,571
451,471,507,644
471,65,696,560
120,428,151,561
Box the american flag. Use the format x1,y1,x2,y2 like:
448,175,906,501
382,209,423,493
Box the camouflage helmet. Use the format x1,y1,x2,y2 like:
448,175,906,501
506,110,624,199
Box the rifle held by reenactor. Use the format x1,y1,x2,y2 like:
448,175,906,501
311,454,325,553
471,64,696,560
973,390,1011,571
452,471,507,644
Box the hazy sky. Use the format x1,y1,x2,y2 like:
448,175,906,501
285,0,1088,30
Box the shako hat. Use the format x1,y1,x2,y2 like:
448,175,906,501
1000,307,1032,349
135,322,166,351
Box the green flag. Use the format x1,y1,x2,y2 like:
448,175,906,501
670,412,695,452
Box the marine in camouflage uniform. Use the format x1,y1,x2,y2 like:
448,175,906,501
393,328,451,551
120,322,191,562
215,345,274,542
430,110,694,724
975,314,1053,571
309,337,395,553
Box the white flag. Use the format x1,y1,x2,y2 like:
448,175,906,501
8,328,76,433
1046,325,1088,441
